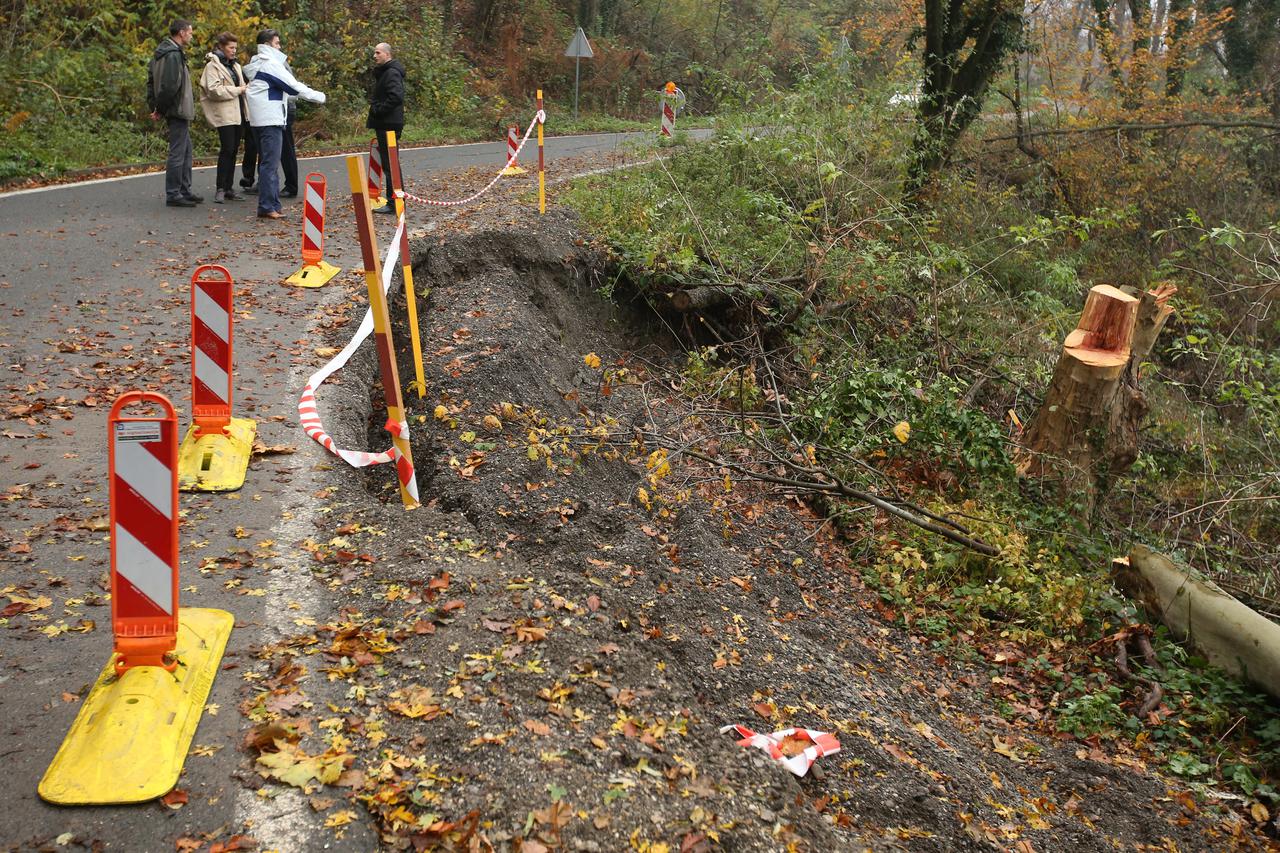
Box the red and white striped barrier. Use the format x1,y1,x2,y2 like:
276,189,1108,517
720,724,841,777
286,172,341,287
661,100,675,137
179,265,256,491
108,392,179,673
397,111,544,208
190,265,233,437
367,139,388,207
500,125,527,175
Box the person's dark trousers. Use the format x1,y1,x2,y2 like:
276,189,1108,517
282,109,298,196
215,124,242,191
165,117,194,201
256,125,283,215
375,125,404,200
240,121,257,188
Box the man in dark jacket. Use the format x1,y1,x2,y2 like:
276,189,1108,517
367,42,405,214
148,19,202,207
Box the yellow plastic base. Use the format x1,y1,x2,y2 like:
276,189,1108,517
38,607,234,805
285,260,341,288
501,166,528,175
177,417,256,492
369,195,388,208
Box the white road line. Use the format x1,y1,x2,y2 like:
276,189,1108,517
0,131,645,198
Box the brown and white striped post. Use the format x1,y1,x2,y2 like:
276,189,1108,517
346,154,419,510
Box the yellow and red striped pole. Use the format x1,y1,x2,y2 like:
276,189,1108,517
346,154,419,510
537,89,546,215
385,130,426,398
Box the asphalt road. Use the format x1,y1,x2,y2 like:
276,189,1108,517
0,128,687,852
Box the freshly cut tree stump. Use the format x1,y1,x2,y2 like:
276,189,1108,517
1017,283,1175,518
1113,546,1280,701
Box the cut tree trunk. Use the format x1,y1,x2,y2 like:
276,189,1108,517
1113,545,1280,701
1016,283,1175,518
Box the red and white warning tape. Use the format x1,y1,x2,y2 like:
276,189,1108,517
397,110,545,208
297,215,412,468
720,724,841,777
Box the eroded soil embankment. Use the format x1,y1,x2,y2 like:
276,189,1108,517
336,208,1254,851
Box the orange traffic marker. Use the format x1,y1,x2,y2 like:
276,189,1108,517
177,264,256,491
108,391,180,672
367,138,389,208
39,391,233,805
286,172,341,287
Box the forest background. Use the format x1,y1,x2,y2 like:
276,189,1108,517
0,0,851,179
6,0,1280,835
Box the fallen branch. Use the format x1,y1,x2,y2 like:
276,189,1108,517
675,446,1001,556
983,118,1280,144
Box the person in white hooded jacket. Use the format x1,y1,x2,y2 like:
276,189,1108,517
244,29,325,218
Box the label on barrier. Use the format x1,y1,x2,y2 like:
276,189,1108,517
115,422,161,443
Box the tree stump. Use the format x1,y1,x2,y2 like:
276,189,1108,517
1017,283,1175,518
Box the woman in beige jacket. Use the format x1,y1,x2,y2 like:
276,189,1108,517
200,32,249,202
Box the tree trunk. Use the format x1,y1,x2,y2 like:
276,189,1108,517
1113,546,1280,701
1016,283,1175,517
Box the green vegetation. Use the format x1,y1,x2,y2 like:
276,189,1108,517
0,0,843,181
566,36,1280,815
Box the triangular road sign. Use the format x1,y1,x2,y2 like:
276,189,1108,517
565,26,594,59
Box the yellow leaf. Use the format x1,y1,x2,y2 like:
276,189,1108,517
1250,802,1270,823
892,421,911,443
325,809,357,828
583,352,601,369
433,405,449,421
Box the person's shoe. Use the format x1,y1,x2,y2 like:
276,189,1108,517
372,204,394,215
184,193,205,203
282,189,297,198
166,197,197,207
243,183,258,194
239,178,254,189
214,189,226,203
257,210,285,219
224,189,242,201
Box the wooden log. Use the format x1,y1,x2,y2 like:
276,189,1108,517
1112,545,1280,701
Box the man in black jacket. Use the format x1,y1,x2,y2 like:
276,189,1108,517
367,42,405,214
147,19,202,207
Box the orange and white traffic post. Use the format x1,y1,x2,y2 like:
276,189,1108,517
347,153,420,510
660,81,683,138
177,264,256,491
39,392,234,805
385,130,427,398
285,172,341,287
501,125,527,175
108,391,180,673
368,139,389,208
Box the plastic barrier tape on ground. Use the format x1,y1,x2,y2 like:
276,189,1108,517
397,111,545,208
286,172,341,287
178,265,256,492
39,392,233,805
296,216,415,484
719,724,841,777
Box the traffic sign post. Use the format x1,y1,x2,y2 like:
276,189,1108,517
564,26,594,121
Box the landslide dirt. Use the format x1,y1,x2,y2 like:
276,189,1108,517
244,175,1273,851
